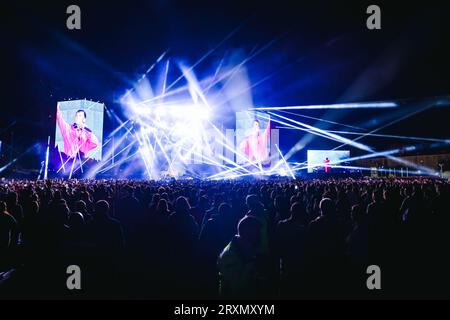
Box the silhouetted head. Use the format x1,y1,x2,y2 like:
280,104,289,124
290,201,307,223
157,187,165,194
75,200,87,213
175,196,191,215
69,211,85,229
274,195,283,210
372,189,383,203
156,199,169,213
151,193,161,204
53,190,62,201
95,200,110,217
290,195,299,205
274,195,289,212
246,194,261,211
80,191,90,202
319,198,335,217
31,193,39,203
124,185,134,197
218,202,231,217
435,184,443,195
31,201,39,215
351,204,365,224
161,192,169,200
237,216,262,245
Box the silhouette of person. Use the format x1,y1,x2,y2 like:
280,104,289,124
324,157,331,173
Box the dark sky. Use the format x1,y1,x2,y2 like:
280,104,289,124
2,0,450,154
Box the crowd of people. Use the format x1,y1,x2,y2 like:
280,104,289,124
0,177,448,299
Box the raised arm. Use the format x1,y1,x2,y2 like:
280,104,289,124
261,117,271,145
56,103,70,137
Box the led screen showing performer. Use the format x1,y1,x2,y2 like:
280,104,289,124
236,111,271,166
55,100,104,161
307,150,350,173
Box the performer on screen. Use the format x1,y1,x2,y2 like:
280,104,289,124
239,116,271,163
56,103,99,159
324,157,331,173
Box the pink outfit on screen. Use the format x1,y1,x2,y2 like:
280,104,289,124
324,159,331,173
239,120,270,162
56,107,99,158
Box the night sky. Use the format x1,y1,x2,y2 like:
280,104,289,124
2,0,450,158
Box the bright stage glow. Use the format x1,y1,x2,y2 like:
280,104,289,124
113,52,252,179
73,43,445,181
